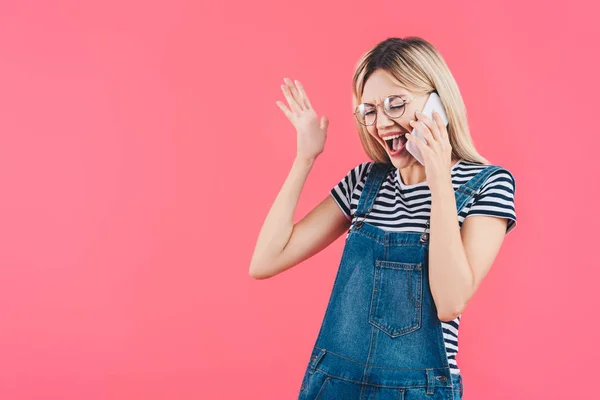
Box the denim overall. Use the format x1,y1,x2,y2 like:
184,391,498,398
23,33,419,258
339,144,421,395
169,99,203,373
298,162,502,400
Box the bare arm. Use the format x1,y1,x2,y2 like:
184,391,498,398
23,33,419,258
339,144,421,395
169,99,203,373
249,77,349,279
249,158,350,279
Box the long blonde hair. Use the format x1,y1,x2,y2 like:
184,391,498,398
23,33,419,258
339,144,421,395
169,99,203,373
352,37,489,165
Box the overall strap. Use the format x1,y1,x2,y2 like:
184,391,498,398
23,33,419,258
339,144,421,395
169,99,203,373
454,165,502,215
355,162,392,219
420,164,502,244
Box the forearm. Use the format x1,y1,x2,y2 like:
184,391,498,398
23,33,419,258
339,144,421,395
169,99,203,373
249,157,315,274
429,180,473,320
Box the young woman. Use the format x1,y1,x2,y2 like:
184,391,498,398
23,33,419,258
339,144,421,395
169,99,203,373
250,37,517,400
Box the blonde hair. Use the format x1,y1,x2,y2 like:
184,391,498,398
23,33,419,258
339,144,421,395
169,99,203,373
352,37,489,165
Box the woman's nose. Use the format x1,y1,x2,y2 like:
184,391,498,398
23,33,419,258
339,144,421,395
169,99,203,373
376,108,395,130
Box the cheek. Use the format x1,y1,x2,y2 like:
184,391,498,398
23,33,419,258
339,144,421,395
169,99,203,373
409,100,425,116
402,114,417,130
366,129,385,149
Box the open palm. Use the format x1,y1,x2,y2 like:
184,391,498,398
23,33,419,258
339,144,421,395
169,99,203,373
276,78,329,161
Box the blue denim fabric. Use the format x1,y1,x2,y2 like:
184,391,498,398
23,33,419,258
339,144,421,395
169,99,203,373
298,162,499,399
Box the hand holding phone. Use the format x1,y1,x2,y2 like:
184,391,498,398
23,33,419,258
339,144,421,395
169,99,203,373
405,92,449,165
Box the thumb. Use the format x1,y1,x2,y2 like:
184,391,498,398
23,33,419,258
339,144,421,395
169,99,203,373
320,116,329,131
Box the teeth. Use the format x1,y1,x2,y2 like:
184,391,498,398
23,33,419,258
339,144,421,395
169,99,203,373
382,134,403,140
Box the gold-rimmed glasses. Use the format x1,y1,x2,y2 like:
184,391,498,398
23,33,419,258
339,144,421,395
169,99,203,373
354,94,423,126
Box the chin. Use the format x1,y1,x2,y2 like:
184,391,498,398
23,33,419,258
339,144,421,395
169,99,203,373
387,149,417,170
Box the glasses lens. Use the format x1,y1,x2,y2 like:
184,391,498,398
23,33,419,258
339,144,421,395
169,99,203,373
355,96,408,125
356,104,376,125
385,96,407,118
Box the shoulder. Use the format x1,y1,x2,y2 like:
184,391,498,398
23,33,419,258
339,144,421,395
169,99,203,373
482,165,516,194
341,161,375,185
355,161,375,177
456,161,516,191
460,161,517,233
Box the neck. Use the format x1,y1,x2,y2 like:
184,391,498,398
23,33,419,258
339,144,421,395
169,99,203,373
399,158,459,186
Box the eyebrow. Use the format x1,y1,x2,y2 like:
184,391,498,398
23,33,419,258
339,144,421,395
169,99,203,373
361,93,409,104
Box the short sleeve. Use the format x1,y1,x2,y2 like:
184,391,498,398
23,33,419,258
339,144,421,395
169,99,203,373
330,162,373,220
468,167,517,234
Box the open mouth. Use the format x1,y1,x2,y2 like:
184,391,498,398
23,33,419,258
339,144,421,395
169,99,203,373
383,134,408,155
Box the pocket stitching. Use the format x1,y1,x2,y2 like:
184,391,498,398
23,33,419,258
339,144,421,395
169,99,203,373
314,376,330,400
369,260,423,338
376,260,422,268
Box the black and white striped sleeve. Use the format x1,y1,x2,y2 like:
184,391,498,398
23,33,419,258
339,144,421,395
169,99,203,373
468,167,517,234
330,162,373,220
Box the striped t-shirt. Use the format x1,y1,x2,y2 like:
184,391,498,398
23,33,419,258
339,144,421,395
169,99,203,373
330,159,517,374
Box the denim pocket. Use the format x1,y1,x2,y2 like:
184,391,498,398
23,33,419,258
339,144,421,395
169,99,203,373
368,260,423,338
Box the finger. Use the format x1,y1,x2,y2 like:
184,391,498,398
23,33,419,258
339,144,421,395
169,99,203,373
284,78,305,111
405,132,433,158
276,100,293,121
404,133,431,153
415,111,441,143
281,84,302,114
409,118,435,146
320,115,329,131
294,80,312,109
432,111,450,144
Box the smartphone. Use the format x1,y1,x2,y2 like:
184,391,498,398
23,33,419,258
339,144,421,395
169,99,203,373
405,92,449,165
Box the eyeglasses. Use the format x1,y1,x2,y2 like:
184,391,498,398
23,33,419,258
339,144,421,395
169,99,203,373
353,94,422,126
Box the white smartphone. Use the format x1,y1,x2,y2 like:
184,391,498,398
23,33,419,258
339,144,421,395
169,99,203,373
405,92,449,165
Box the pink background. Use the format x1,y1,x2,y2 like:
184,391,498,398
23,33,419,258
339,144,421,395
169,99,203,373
0,0,597,399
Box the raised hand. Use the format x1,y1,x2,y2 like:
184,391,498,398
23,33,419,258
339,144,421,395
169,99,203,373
276,78,329,161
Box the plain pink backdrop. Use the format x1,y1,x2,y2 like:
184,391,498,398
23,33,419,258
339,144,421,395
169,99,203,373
0,0,597,399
